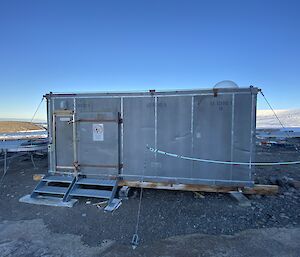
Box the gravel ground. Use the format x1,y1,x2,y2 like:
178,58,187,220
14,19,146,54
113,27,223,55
1,220,299,257
104,227,300,257
0,139,299,248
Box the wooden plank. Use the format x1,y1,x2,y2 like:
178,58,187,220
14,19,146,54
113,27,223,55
118,181,278,195
32,175,278,195
242,184,279,195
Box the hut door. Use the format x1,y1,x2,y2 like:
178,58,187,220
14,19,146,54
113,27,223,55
53,113,75,171
76,112,121,177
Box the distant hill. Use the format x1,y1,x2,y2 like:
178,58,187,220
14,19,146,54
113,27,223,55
0,118,46,123
1,109,299,131
0,121,44,133
257,109,300,128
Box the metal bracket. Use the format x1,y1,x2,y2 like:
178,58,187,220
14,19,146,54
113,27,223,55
73,161,79,169
62,176,77,202
47,144,53,152
73,161,80,177
149,89,156,96
213,88,218,97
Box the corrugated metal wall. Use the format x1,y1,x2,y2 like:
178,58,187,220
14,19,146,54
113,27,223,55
47,87,257,186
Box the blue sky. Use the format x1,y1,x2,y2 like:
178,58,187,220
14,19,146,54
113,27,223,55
0,0,299,121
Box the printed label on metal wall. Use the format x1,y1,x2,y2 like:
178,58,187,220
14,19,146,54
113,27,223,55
60,117,71,122
93,124,104,141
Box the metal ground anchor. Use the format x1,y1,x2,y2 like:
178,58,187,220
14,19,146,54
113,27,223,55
131,233,139,249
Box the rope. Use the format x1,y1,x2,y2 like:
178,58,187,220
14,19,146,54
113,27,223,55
131,147,147,249
131,184,143,249
147,146,300,166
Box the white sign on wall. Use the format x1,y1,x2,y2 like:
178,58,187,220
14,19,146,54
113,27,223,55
60,117,71,122
93,124,104,141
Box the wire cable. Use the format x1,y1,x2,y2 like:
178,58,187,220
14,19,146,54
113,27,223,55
30,97,45,123
131,146,148,249
147,146,300,166
259,90,299,152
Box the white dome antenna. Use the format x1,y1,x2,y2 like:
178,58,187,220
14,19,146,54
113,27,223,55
214,80,239,89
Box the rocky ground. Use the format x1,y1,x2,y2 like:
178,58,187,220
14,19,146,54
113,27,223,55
0,139,299,256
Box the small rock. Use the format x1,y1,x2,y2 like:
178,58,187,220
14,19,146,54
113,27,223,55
100,239,114,248
93,200,108,209
279,213,289,219
277,176,293,188
119,186,131,199
269,175,278,185
86,201,91,204
290,180,300,189
283,191,293,196
131,190,139,199
254,178,260,184
288,187,297,193
194,192,205,199
82,213,87,217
